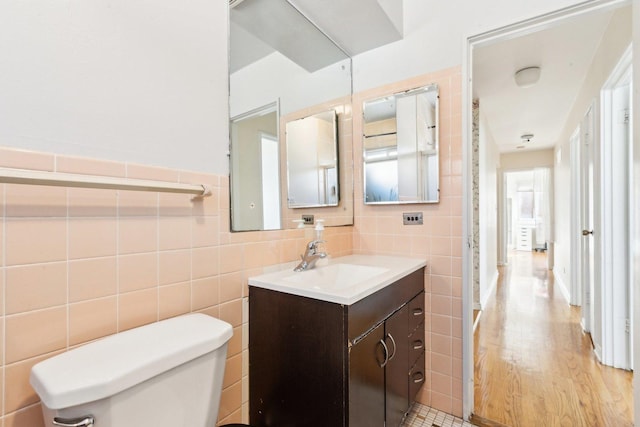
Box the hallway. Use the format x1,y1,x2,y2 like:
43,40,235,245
473,251,633,426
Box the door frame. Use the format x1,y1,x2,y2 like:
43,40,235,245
569,102,598,336
569,125,584,309
599,45,632,369
462,0,632,419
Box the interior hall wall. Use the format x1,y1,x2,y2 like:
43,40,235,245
553,7,631,302
478,112,500,310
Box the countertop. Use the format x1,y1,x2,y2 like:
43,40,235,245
248,254,426,305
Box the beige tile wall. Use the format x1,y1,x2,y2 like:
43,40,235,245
352,66,464,417
0,146,353,427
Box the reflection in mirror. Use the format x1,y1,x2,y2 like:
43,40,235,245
229,0,353,231
230,102,280,232
362,84,439,204
286,110,338,208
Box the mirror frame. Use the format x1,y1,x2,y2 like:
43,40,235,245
362,84,440,205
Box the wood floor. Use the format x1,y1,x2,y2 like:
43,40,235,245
473,251,633,427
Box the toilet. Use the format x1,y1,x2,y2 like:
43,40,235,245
30,313,250,427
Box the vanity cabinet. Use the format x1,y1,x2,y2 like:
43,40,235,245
249,267,425,427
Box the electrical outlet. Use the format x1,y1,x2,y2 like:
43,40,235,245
403,212,423,225
302,214,314,225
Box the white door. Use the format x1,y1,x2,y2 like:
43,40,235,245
581,106,595,336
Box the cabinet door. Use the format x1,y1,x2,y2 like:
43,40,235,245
385,304,410,427
349,323,385,427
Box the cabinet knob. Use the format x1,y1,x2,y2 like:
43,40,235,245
412,308,423,316
412,339,424,350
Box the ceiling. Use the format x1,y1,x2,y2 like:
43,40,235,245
472,9,615,153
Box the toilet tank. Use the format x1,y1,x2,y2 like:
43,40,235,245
30,314,233,427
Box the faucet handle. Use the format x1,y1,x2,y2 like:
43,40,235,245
308,239,325,249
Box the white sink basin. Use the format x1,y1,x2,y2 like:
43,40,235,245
281,263,389,291
248,255,426,305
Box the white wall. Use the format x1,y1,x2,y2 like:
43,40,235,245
479,112,499,308
501,149,554,170
230,53,351,117
0,0,229,174
553,8,631,302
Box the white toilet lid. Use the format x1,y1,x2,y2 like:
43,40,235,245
30,313,233,409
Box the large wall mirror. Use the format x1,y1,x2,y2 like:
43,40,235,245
362,84,440,204
229,0,353,231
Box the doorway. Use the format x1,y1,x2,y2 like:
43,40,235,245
503,169,551,254
463,0,634,421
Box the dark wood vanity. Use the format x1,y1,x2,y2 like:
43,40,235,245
249,267,426,427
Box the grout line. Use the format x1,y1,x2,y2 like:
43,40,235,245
2,183,5,417
65,185,70,351
156,193,160,322
115,190,120,332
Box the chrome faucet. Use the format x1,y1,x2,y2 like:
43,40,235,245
293,240,327,272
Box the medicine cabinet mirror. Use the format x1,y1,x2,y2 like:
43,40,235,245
362,84,439,204
229,0,353,231
286,110,339,208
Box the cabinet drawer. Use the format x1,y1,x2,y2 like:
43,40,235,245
408,292,425,334
408,321,425,368
409,351,426,404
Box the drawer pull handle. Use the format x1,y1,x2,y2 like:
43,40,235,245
413,308,423,316
53,416,95,427
378,339,390,368
412,372,425,384
413,339,424,350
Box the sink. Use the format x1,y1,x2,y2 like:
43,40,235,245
281,264,389,291
248,255,426,305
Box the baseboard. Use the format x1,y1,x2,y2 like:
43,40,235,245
480,269,499,310
469,413,510,427
473,310,482,332
553,269,571,304
594,344,603,363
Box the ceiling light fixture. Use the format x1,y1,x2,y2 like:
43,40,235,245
521,133,534,143
514,66,541,88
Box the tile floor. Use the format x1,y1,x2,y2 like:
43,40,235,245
402,403,474,427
